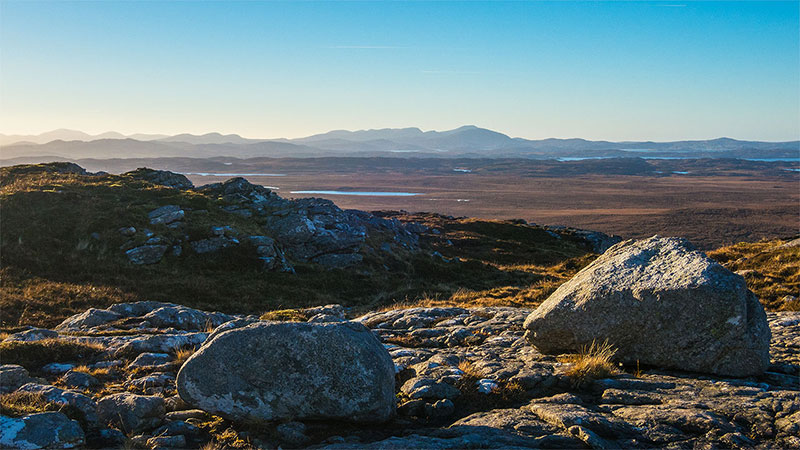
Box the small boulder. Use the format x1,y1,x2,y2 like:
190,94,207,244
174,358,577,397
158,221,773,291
126,245,168,265
176,321,395,423
128,352,172,368
190,237,237,254
16,384,99,427
0,412,85,449
56,308,121,332
523,236,771,377
0,365,37,393
3,328,59,342
59,371,99,390
96,393,165,433
148,205,184,225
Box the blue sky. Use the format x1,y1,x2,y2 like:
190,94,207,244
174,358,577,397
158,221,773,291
1,1,798,141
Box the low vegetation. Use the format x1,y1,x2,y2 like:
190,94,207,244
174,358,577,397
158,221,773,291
708,238,800,311
0,391,88,427
259,309,310,322
558,340,620,388
0,339,105,370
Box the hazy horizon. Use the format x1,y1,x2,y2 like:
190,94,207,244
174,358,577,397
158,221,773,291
1,1,798,142
2,125,800,144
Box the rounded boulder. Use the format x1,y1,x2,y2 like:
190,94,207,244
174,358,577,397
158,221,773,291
176,321,395,422
523,236,771,377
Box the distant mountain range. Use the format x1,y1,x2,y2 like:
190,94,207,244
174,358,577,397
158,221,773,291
1,126,798,161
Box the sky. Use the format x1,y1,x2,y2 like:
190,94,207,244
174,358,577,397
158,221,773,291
1,1,798,141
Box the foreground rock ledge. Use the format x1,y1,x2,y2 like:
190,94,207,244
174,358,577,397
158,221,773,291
176,321,396,423
523,236,771,377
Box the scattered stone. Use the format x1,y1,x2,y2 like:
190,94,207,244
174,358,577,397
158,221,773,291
118,226,136,236
425,399,456,419
146,435,186,448
56,308,122,332
16,383,99,427
126,245,169,265
524,236,771,377
0,412,85,449
0,365,37,393
177,321,396,423
3,328,59,342
93,427,127,447
40,363,75,375
190,236,237,254
128,352,172,368
59,370,99,390
96,393,165,433
148,205,183,225
141,305,235,331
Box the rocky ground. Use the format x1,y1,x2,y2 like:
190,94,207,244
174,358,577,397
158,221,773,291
1,301,798,449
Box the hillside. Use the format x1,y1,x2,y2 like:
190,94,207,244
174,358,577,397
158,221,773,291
0,163,600,329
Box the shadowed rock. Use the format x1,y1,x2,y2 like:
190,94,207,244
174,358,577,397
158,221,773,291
0,412,85,449
523,236,771,377
176,321,396,423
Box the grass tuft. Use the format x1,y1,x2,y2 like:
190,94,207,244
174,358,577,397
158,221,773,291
259,309,309,322
0,391,87,426
558,339,619,388
173,347,197,366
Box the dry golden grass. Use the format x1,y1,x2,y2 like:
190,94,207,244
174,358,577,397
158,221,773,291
71,364,114,380
558,340,620,388
173,347,197,366
458,360,485,379
0,392,59,417
708,238,800,311
259,309,309,322
0,391,88,426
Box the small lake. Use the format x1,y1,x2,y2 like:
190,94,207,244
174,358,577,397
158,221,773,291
555,156,800,162
180,172,287,177
290,190,422,197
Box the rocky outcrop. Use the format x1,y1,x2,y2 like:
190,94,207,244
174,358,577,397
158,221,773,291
523,236,771,376
199,177,422,267
176,321,396,423
0,412,85,449
123,168,194,190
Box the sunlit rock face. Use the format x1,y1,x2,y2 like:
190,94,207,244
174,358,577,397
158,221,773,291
524,236,771,377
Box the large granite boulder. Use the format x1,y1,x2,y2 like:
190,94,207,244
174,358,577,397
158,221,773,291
176,321,395,423
523,236,770,377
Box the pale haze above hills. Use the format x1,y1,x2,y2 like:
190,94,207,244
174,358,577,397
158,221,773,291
1,126,798,161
